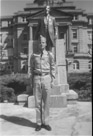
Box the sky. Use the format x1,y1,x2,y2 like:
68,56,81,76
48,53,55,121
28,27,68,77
0,0,93,17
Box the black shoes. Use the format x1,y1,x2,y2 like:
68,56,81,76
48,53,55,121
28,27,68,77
35,125,41,131
35,124,52,131
41,124,52,131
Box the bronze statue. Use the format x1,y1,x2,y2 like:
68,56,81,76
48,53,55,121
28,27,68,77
35,5,57,51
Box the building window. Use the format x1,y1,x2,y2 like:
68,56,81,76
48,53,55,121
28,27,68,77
18,17,23,22
88,61,92,69
73,15,78,20
72,29,77,39
33,26,37,40
2,21,8,27
87,31,92,40
23,47,28,54
7,65,10,70
59,32,64,39
23,17,27,22
23,33,28,41
88,44,92,54
89,18,92,25
0,33,2,43
72,43,78,53
8,21,11,25
73,60,79,70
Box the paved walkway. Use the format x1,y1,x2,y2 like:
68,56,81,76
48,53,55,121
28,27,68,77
0,102,92,136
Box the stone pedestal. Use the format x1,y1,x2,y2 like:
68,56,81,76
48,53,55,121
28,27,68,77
49,39,68,107
50,93,67,108
52,39,78,106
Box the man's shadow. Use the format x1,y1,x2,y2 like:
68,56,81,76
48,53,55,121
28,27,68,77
0,115,36,128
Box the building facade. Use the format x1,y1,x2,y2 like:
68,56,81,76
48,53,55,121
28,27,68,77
0,1,92,74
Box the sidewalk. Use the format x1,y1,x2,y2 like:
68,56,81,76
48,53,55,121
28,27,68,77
0,102,92,136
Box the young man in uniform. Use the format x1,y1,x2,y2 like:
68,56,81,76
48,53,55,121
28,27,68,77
30,35,55,131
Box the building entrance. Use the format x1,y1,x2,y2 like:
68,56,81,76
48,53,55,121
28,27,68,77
58,26,67,53
58,26,67,39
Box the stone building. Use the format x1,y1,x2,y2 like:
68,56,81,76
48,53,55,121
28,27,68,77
0,1,92,74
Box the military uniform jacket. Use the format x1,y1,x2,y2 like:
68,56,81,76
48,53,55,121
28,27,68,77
30,50,56,83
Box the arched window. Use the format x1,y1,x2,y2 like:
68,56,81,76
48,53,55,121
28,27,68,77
88,61,92,69
73,60,79,70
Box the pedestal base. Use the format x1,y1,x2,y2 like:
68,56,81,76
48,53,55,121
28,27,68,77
50,84,78,107
17,86,78,108
51,84,69,95
50,93,67,108
26,85,78,108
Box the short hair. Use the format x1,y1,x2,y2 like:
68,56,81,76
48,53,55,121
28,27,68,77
38,35,46,42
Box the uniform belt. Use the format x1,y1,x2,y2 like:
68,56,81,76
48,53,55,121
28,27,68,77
34,73,49,76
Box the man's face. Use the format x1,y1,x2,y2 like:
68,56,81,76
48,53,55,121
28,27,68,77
39,37,47,50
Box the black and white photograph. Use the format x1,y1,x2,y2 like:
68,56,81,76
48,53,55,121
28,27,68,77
0,0,92,135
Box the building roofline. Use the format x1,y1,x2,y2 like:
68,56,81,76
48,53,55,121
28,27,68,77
14,11,31,16
24,1,76,10
87,13,93,17
0,16,13,20
58,9,84,14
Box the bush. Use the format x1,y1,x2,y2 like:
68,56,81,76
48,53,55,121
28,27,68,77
0,73,32,101
0,73,91,102
68,73,92,101
0,86,16,102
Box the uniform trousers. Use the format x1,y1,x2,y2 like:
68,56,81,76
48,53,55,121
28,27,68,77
33,75,51,125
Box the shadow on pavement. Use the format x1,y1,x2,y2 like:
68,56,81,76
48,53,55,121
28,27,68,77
0,115,36,128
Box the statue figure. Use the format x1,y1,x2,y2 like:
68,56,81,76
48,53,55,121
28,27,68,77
35,5,57,51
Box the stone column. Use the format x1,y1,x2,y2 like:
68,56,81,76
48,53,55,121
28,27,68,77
29,26,33,40
28,26,33,74
68,25,72,52
13,28,18,73
78,26,83,52
28,25,38,74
